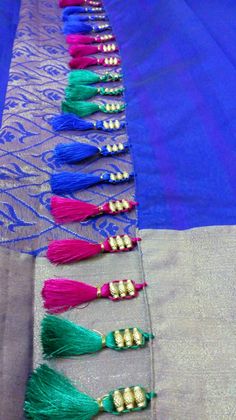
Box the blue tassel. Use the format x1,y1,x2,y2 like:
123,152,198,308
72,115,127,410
54,141,129,164
50,171,133,194
54,143,99,164
51,114,94,131
67,15,107,22
63,21,110,35
62,6,104,21
51,114,126,132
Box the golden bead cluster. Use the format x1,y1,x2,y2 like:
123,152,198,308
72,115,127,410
104,57,119,65
109,279,135,298
97,24,109,30
113,386,147,412
99,43,116,52
114,327,143,348
109,171,129,182
102,119,120,130
105,143,124,153
99,34,114,41
105,102,122,111
108,199,130,213
108,234,132,251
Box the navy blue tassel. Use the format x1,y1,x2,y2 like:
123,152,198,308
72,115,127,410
62,6,104,21
63,21,110,35
51,114,126,132
66,15,107,22
54,143,99,164
50,171,133,194
54,142,129,164
51,114,94,131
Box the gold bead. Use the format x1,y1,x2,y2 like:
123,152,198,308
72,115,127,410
126,279,135,296
113,390,125,412
116,235,125,250
109,281,119,299
108,200,116,213
115,120,120,129
108,236,118,250
96,397,104,411
97,287,102,298
112,144,118,152
105,103,111,111
106,144,112,152
114,57,118,65
103,45,107,52
104,57,109,65
123,171,129,179
116,172,123,181
109,120,114,129
110,173,116,181
133,386,147,408
114,330,125,348
107,44,111,52
123,388,135,410
132,327,143,346
118,143,124,151
123,234,132,249
121,199,130,209
118,280,127,297
115,200,123,212
124,328,133,347
111,44,116,51
103,121,109,129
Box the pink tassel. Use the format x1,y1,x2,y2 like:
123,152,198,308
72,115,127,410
47,235,141,265
51,196,138,224
42,278,148,314
69,43,118,57
66,34,115,45
69,56,121,69
59,0,102,7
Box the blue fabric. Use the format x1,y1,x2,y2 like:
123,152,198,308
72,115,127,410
0,0,21,126
103,0,236,230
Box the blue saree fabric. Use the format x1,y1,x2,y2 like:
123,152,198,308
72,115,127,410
103,0,236,230
0,0,21,125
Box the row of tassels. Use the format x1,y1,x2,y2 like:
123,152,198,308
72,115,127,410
24,3,156,418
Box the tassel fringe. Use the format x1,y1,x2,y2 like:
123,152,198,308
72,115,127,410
62,100,125,117
68,69,122,84
66,33,115,44
51,114,125,132
69,55,121,69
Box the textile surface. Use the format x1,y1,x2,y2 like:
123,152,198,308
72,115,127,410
104,0,236,230
0,0,134,255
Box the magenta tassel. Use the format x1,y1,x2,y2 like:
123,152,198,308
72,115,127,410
42,278,148,313
59,0,102,7
47,235,141,265
69,56,121,69
66,34,115,44
50,196,138,224
69,44,118,57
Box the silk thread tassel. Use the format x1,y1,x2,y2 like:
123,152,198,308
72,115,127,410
51,114,126,132
63,21,111,35
69,56,121,69
62,7,105,22
41,315,154,358
50,170,133,195
66,34,115,44
65,14,108,22
24,364,156,418
47,235,141,264
54,141,129,164
50,196,137,223
62,100,125,117
69,44,118,57
68,69,122,85
42,278,147,314
59,0,102,7
65,85,123,100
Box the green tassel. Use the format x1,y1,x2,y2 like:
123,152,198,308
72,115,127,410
41,315,154,358
24,364,100,420
42,315,103,358
68,69,122,85
24,364,157,418
65,85,124,101
62,100,125,117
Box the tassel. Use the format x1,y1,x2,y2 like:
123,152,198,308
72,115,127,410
63,21,111,35
41,315,154,358
65,85,123,100
50,170,133,195
62,100,125,117
63,7,105,22
65,14,107,22
24,364,156,418
69,43,118,57
60,0,102,7
69,55,121,69
42,278,147,314
66,33,115,44
51,114,126,132
47,235,141,264
50,196,137,223
68,69,122,85
54,141,129,164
